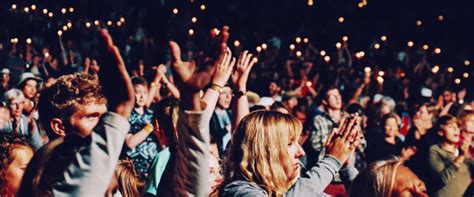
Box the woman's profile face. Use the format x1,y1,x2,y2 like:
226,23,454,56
393,166,427,197
285,136,305,181
384,118,399,138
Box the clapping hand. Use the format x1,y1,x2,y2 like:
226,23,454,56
325,114,363,165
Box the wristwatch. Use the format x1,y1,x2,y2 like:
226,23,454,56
234,89,247,98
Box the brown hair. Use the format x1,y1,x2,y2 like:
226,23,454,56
116,159,141,197
0,134,33,195
38,73,106,139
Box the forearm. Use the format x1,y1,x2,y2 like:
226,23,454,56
146,82,160,108
202,89,220,122
53,112,130,196
232,94,249,131
125,128,152,149
164,81,181,99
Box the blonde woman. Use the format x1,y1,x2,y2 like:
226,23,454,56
349,157,427,197
222,111,362,196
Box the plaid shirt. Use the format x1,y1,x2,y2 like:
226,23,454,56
310,111,344,161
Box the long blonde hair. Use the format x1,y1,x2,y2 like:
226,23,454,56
224,110,302,195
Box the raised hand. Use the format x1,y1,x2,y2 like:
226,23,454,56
97,29,134,118
211,47,236,87
231,50,258,91
169,41,211,92
325,114,362,164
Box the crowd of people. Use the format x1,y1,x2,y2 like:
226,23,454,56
1,3,474,196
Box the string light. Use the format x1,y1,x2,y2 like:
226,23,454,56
256,46,262,53
342,36,349,42
338,17,345,23
422,44,429,51
358,2,364,8
303,37,309,43
31,5,37,11
364,67,372,74
296,51,302,57
212,28,220,35
26,38,32,44
356,51,365,59
324,55,331,62
69,7,74,13
378,71,385,76
431,65,440,74
464,60,470,66
447,67,454,73
381,35,387,42
67,22,72,28
86,22,91,28
94,20,100,26
434,48,441,54
289,44,295,50
416,20,422,26
191,17,197,23
107,20,113,26
438,15,444,21
463,72,469,78
454,78,461,84
320,50,326,56
374,43,380,49
57,30,63,36
120,17,125,23
336,42,342,49
188,29,194,36
43,9,48,14
295,37,302,43
261,43,268,50
307,0,314,6
117,21,122,26
24,7,30,13
61,8,67,14
12,4,17,10
62,26,68,31
200,4,206,11
234,40,240,47
48,12,53,17
173,8,179,15
407,41,414,47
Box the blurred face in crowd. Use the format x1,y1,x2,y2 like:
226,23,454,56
22,79,38,99
5,147,34,194
416,105,433,121
2,73,9,83
269,82,281,96
384,117,399,138
68,99,107,137
285,97,298,111
442,90,454,103
463,115,474,134
8,98,24,119
325,89,342,110
286,135,305,181
0,107,11,129
380,104,392,117
217,87,232,109
209,154,223,193
134,84,149,108
392,165,428,197
439,122,461,144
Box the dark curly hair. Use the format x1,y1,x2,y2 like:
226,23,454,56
0,133,33,195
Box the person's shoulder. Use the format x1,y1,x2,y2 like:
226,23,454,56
429,143,442,153
222,180,267,197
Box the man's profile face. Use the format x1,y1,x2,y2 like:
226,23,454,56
68,99,107,137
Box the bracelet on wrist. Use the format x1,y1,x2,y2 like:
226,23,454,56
210,83,224,93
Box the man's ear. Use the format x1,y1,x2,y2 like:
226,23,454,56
437,130,444,137
50,118,66,137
